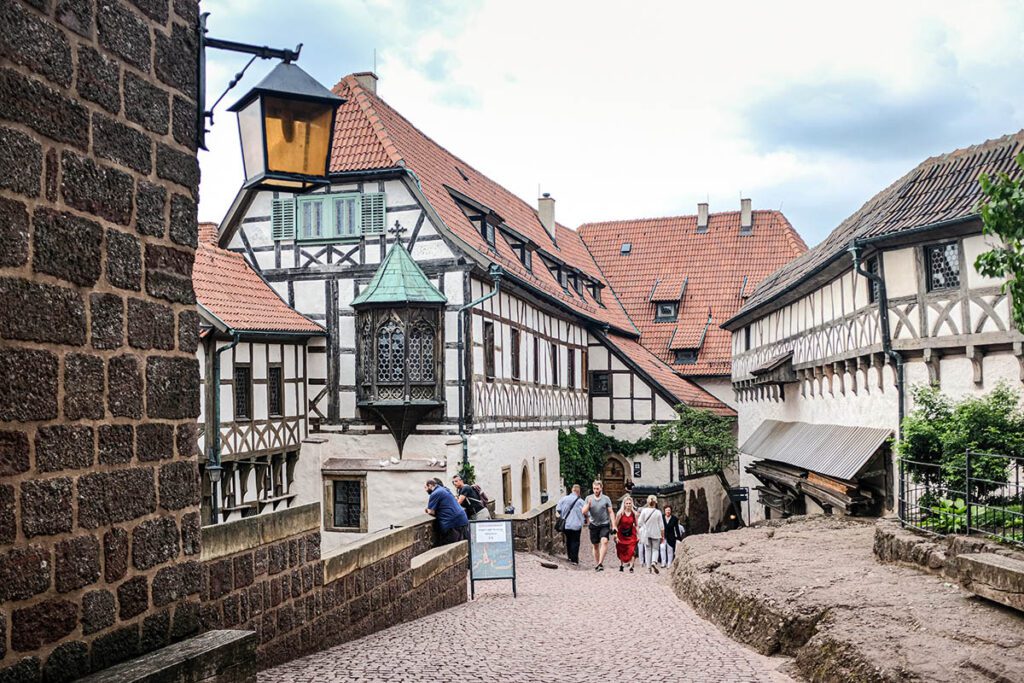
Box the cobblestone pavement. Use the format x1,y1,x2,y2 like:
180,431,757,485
261,547,793,683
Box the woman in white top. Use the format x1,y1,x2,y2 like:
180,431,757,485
637,494,665,574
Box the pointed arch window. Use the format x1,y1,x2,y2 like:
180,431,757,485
376,319,405,383
408,321,435,383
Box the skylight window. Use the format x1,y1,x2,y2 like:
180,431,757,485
620,242,632,255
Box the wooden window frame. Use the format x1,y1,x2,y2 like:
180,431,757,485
533,336,540,385
589,371,610,396
567,347,576,389
267,363,284,417
510,328,521,381
924,241,961,292
550,342,559,387
233,364,252,421
581,350,588,390
501,466,512,512
295,192,386,243
323,475,368,533
483,321,495,381
539,459,548,497
867,257,881,304
655,302,679,322
674,349,698,365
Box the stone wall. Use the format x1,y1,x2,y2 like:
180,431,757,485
0,0,201,679
506,500,563,554
199,505,468,670
873,518,1024,580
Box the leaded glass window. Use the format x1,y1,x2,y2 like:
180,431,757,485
233,365,251,419
377,320,405,383
926,242,960,291
268,365,283,416
360,317,373,385
332,479,363,530
408,321,435,383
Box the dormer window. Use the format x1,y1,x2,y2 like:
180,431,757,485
655,302,679,322
620,242,632,255
674,349,698,364
568,272,583,296
586,281,603,305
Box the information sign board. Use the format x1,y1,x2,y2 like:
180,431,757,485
468,519,516,598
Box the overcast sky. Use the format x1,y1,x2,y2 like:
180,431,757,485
198,0,1024,247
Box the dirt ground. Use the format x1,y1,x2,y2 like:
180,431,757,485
672,516,1024,682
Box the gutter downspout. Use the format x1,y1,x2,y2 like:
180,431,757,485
208,331,240,523
457,264,503,476
849,242,904,516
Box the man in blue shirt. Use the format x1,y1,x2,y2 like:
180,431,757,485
425,479,469,545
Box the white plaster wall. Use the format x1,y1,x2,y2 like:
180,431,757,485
465,429,560,514
963,234,1005,289
883,248,917,297
692,377,736,409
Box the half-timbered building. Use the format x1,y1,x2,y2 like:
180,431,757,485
209,72,735,548
723,131,1024,521
194,224,325,525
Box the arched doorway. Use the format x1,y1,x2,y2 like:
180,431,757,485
601,456,627,504
520,463,531,513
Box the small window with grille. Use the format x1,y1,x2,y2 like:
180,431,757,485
267,364,284,417
674,349,698,365
590,371,610,396
655,302,679,322
867,257,881,304
329,477,365,532
925,242,960,292
233,365,252,420
550,343,559,386
510,328,521,381
483,321,495,380
567,348,576,389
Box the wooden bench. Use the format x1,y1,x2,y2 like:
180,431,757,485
958,552,1024,613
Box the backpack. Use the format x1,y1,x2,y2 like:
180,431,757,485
471,484,490,507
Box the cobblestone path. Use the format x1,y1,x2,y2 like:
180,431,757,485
262,548,792,683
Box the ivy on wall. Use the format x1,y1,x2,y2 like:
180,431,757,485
557,423,654,492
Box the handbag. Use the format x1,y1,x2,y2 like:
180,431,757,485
555,495,577,532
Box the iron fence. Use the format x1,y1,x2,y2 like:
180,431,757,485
898,450,1023,548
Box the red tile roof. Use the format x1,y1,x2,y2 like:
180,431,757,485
579,211,807,377
602,333,735,416
194,241,323,335
329,75,637,335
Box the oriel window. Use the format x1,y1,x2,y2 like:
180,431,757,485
233,365,252,420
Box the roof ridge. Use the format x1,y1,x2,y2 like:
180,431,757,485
917,128,1024,167
578,209,787,231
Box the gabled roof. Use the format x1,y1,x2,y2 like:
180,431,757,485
194,226,323,335
600,332,735,417
329,75,637,336
730,130,1024,326
351,241,446,306
579,211,806,376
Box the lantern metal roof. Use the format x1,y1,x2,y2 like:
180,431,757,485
228,62,345,112
351,242,447,306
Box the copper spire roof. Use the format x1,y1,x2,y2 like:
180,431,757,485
351,241,446,306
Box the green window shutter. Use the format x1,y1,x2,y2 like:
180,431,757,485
361,192,386,235
271,197,296,240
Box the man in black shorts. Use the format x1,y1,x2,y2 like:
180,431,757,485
581,480,616,571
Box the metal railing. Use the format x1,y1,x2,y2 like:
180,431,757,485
899,450,1023,548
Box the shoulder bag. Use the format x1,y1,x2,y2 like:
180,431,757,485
555,495,577,532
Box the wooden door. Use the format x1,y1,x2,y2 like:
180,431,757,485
601,458,626,504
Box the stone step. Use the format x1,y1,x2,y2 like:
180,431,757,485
77,630,256,683
958,552,1024,613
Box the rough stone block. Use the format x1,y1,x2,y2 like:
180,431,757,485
11,600,77,651
136,180,167,237
234,554,255,590
45,147,58,202
43,640,89,683
132,516,180,570
104,528,129,583
154,23,197,97
170,600,199,639
78,468,156,528
140,610,170,652
0,485,14,545
108,354,143,418
107,229,143,291
77,45,120,114
0,126,42,197
169,193,197,247
181,511,200,555
0,196,30,267
159,460,198,509
82,589,116,635
90,292,124,349
0,430,30,476
0,277,86,346
127,298,175,349
146,356,199,419
175,422,197,459
959,552,1024,612
21,478,73,538
118,575,149,619
94,112,152,174
36,425,93,473
0,0,73,88
137,423,174,462
58,0,95,38
152,560,200,606
130,0,168,23
61,151,133,225
98,0,151,71
0,545,51,602
65,353,106,420
208,558,233,600
156,143,198,192
89,623,139,671
124,70,168,135
98,424,134,465
32,208,103,286
54,534,101,593
144,243,195,304
0,68,88,149
172,95,197,151
177,309,200,354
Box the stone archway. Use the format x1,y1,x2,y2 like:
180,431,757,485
601,455,628,504
520,463,531,513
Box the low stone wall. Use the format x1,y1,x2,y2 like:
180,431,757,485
873,518,1024,581
199,504,467,670
503,501,563,554
77,630,256,683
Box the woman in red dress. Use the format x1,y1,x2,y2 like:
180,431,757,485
614,495,639,572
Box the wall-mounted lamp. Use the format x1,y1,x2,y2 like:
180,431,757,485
197,13,343,192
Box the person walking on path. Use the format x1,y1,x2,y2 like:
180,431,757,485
614,495,639,572
637,495,665,574
556,484,585,565
424,479,469,545
582,480,616,571
452,474,490,520
661,504,681,568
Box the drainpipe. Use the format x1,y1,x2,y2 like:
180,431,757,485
208,330,240,524
849,242,905,515
457,264,503,477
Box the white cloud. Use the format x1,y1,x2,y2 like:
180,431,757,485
198,0,1024,246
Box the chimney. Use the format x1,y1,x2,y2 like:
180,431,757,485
538,193,557,242
353,72,378,95
740,197,752,233
696,202,709,233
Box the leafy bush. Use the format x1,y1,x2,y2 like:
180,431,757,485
558,423,652,493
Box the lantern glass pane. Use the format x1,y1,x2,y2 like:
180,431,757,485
263,96,333,177
237,98,266,181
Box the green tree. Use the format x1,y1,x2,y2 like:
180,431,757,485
648,407,744,526
557,423,653,494
975,152,1024,328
